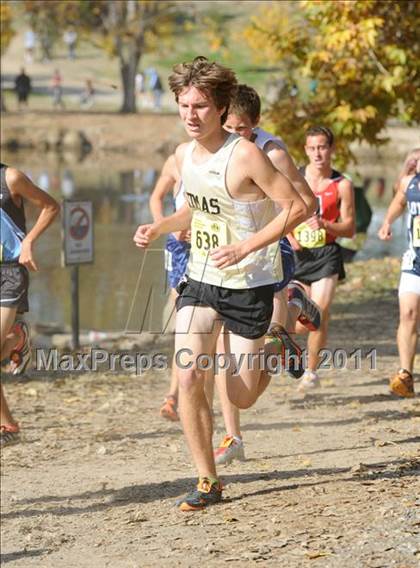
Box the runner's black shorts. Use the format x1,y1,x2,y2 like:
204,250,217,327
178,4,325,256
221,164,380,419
175,277,274,339
293,242,345,284
0,263,29,313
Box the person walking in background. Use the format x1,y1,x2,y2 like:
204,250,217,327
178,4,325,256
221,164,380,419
51,69,65,110
135,71,145,108
24,29,36,64
80,79,95,109
378,150,420,398
149,69,163,111
63,28,77,60
1,163,60,447
14,68,31,111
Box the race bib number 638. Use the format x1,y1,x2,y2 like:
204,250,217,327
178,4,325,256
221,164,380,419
191,213,227,258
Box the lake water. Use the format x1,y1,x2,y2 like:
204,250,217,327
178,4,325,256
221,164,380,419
1,150,409,332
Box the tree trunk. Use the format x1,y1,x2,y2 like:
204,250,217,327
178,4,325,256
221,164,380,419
119,50,141,114
0,90,6,112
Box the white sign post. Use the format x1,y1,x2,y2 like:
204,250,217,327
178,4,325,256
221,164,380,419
62,201,94,265
62,201,94,349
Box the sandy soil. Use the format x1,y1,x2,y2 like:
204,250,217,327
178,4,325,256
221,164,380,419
1,260,419,568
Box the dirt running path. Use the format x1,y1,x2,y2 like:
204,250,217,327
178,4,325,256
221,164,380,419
1,260,419,567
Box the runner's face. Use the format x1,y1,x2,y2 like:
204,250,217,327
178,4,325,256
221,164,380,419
178,86,225,139
305,135,333,169
224,113,256,140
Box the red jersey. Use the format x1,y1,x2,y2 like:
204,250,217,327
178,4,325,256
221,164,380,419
293,169,342,248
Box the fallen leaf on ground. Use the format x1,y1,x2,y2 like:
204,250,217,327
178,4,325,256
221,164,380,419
306,550,331,559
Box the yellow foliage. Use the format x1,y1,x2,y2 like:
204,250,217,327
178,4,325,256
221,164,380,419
242,0,418,167
0,3,15,57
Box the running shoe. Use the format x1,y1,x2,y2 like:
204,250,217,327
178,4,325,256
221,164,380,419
178,477,223,511
265,324,304,379
9,320,32,375
288,282,321,331
214,435,245,465
0,424,20,447
297,370,321,392
389,369,415,398
159,396,179,421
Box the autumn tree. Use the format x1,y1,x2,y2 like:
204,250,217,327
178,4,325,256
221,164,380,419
21,1,191,113
22,0,80,61
243,0,419,166
0,2,16,111
0,2,15,57
80,0,187,113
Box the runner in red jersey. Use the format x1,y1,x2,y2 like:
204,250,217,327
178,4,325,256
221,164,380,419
291,127,355,391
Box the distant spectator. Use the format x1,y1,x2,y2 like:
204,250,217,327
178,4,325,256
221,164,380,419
51,69,65,110
372,177,386,200
80,79,95,109
289,83,299,97
63,29,77,60
24,29,36,64
148,69,163,111
135,71,145,107
40,33,52,62
14,68,31,111
61,170,75,198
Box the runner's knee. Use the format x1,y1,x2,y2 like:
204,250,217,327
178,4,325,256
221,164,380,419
399,306,418,324
178,368,205,392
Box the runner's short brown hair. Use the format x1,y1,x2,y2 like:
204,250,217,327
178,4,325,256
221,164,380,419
305,126,335,147
229,84,261,125
168,56,238,124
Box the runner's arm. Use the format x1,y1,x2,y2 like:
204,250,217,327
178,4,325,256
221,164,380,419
378,177,409,240
211,144,307,268
320,178,355,238
6,168,60,271
265,143,317,216
134,203,192,248
149,154,179,222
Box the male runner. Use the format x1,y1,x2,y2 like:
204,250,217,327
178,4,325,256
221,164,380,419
134,56,308,510
1,163,59,446
213,84,322,465
291,127,355,391
378,150,420,397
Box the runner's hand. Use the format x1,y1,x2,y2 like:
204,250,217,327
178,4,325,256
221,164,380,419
378,222,392,240
19,239,38,271
305,215,324,230
210,243,246,269
133,224,160,248
287,233,302,251
174,229,191,242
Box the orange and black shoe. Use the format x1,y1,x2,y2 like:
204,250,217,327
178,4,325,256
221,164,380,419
265,324,304,379
0,424,20,448
178,477,223,512
389,369,415,398
159,395,179,421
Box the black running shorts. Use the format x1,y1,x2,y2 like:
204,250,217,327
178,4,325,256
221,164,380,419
176,277,274,339
293,242,345,284
0,263,29,312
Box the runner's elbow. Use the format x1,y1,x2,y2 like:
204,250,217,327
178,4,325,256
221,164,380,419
294,201,308,224
49,202,60,219
306,194,318,217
